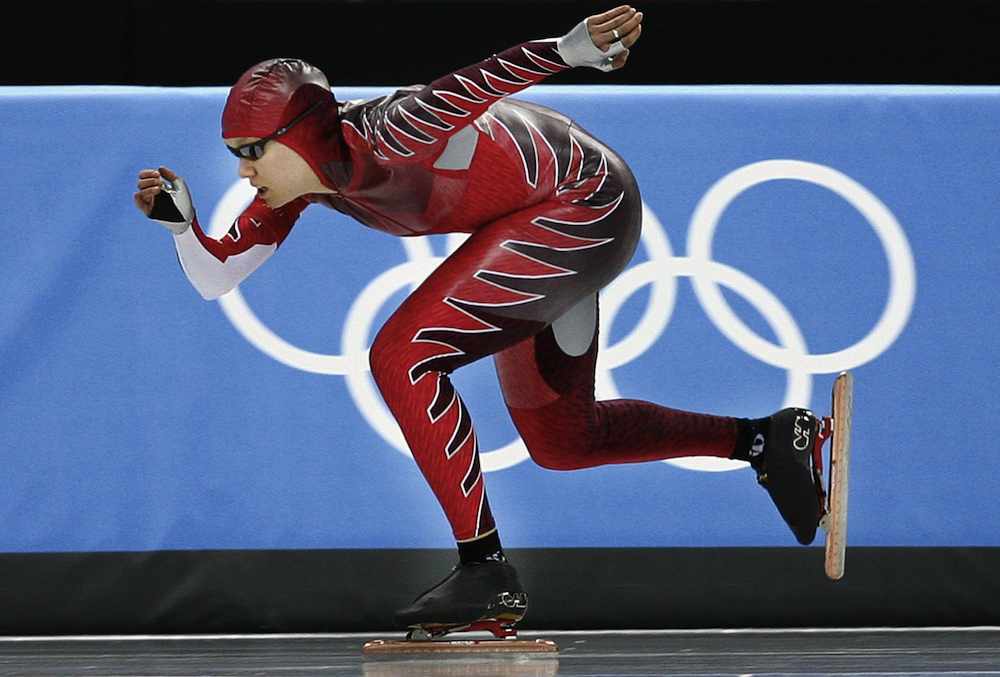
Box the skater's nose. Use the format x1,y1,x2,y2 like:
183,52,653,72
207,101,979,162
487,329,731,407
238,158,256,179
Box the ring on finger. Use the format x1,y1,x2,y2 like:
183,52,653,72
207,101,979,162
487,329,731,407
612,28,620,41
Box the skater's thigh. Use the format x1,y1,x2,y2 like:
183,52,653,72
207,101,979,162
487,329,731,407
493,293,600,412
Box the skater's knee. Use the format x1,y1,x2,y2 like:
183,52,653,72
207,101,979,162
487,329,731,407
526,440,585,471
511,411,591,470
369,324,402,388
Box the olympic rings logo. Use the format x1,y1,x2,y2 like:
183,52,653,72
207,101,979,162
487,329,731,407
207,160,916,474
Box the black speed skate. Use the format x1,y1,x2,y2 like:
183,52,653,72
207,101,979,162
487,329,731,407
395,560,528,640
748,407,824,545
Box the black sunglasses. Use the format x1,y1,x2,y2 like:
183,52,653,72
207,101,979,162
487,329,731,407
226,99,325,160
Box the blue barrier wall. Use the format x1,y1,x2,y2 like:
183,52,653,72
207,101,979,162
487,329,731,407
2,85,998,554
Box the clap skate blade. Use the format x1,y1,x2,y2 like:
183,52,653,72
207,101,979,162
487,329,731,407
362,592,558,655
811,371,853,581
405,591,526,640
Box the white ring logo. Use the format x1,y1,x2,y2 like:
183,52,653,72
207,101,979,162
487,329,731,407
208,160,916,474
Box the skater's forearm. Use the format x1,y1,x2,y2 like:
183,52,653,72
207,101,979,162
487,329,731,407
360,6,642,162
359,39,569,162
173,196,307,300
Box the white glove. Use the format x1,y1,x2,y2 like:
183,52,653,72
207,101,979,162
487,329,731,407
556,18,627,73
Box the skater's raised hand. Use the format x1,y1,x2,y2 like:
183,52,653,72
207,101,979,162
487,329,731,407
134,166,195,234
557,5,644,72
586,5,644,69
134,167,169,217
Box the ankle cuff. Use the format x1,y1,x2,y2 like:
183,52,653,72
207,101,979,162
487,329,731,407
458,529,505,564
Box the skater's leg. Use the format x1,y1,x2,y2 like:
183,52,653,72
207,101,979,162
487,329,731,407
495,293,825,545
495,293,744,470
370,181,641,544
373,125,641,629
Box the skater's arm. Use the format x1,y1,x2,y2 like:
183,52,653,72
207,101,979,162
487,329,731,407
353,5,643,162
174,195,306,300
135,167,307,300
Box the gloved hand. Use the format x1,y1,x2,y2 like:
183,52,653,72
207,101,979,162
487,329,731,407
133,166,195,235
557,5,643,72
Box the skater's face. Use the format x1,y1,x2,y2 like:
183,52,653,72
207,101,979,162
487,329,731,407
225,137,326,208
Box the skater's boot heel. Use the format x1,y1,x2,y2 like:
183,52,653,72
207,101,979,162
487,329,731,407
488,591,528,623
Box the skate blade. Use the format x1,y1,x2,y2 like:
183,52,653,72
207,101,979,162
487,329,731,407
822,371,853,581
400,590,529,642
362,637,558,656
406,611,524,640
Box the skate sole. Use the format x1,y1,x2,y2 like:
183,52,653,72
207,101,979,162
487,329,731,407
362,637,558,656
822,371,852,581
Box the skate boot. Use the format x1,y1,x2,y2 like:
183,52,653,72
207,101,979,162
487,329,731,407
394,559,528,640
748,407,824,545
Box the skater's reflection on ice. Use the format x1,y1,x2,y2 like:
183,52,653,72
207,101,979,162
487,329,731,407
362,656,558,677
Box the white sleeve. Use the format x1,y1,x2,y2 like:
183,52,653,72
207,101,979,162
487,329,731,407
173,226,278,300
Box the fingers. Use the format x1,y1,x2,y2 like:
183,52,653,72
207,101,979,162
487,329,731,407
136,170,162,197
591,6,639,35
611,50,630,70
134,186,158,206
135,168,168,215
588,6,643,52
622,20,642,48
135,165,179,200
589,5,631,24
133,191,154,216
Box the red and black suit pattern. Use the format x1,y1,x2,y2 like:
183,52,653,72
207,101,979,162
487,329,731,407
189,38,742,542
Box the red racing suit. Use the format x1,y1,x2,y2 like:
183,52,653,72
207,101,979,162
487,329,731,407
172,37,741,542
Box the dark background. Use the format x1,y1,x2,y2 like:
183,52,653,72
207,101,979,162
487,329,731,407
12,0,1000,87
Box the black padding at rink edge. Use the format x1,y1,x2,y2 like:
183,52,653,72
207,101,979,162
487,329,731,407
0,548,998,634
